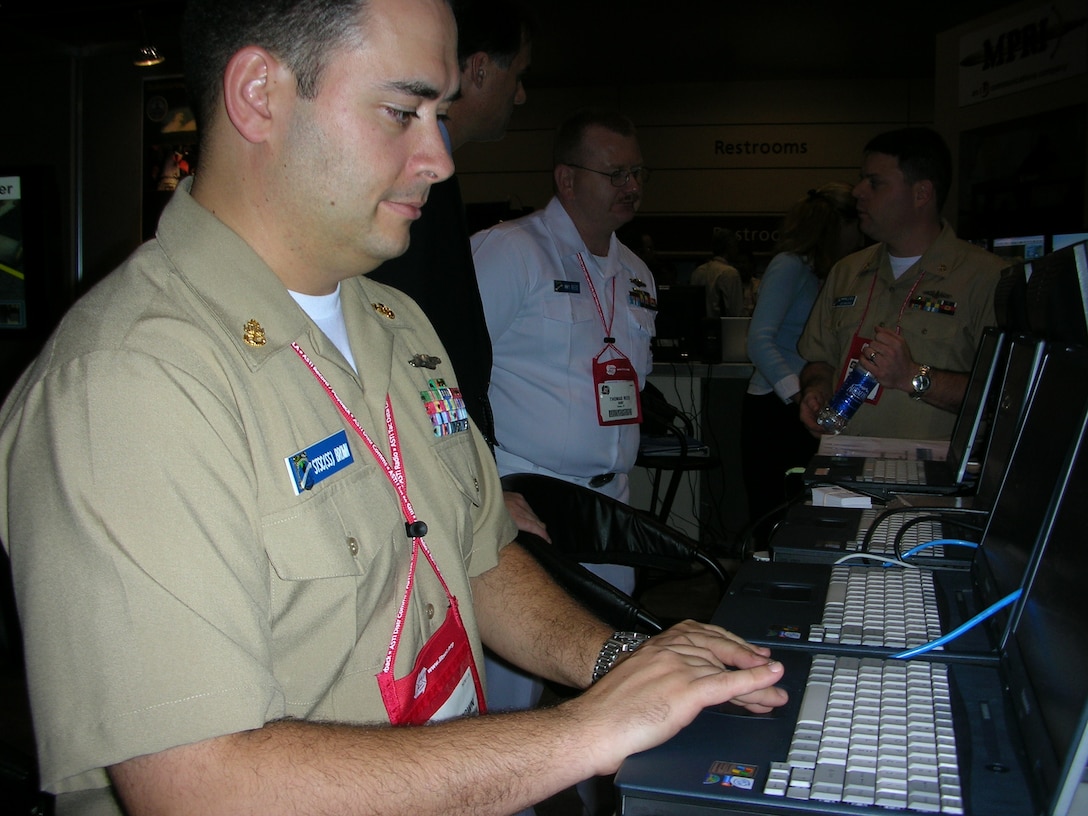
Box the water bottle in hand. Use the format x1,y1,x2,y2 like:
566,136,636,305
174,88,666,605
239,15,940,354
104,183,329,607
816,364,878,434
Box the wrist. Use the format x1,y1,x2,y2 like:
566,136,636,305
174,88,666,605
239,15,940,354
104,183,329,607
910,364,932,400
592,631,651,683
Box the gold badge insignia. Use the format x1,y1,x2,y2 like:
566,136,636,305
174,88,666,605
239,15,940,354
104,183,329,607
243,319,266,347
371,303,396,319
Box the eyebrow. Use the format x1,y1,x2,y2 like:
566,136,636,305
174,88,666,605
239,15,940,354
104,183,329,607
381,79,458,104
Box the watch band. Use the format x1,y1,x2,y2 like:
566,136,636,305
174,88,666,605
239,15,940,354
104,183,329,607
592,631,650,683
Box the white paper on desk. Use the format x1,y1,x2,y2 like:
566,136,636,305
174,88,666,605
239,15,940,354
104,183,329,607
816,435,949,461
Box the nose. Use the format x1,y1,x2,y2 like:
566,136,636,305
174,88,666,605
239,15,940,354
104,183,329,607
851,179,866,199
419,122,454,184
514,81,527,106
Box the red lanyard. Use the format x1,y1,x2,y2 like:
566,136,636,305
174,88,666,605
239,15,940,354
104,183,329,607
854,266,926,338
576,253,618,345
291,342,455,674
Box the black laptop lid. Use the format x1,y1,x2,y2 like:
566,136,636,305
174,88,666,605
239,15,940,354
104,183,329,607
970,345,1088,639
1001,411,1088,816
944,327,1008,484
969,334,1047,509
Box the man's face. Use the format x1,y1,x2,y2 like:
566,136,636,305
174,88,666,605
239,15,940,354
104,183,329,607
565,125,645,237
474,37,532,142
852,151,917,246
271,0,459,281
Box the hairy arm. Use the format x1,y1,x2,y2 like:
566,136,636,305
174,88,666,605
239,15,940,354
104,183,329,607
471,540,608,689
110,620,787,816
864,327,967,413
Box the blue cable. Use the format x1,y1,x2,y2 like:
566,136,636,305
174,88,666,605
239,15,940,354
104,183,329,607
891,588,1023,660
900,538,979,560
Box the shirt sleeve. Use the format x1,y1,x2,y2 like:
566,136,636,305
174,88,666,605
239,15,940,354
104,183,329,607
471,227,532,344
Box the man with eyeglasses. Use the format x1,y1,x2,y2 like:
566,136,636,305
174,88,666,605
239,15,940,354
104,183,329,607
472,107,655,512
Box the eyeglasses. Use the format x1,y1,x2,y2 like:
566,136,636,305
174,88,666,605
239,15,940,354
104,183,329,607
565,163,651,187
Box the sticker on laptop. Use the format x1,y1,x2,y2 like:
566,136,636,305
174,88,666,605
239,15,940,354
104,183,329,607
704,761,758,788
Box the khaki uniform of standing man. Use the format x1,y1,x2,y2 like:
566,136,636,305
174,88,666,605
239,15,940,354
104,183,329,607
798,127,1006,440
0,1,786,815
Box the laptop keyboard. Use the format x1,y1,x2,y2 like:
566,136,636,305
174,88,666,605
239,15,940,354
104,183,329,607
808,565,943,649
854,508,947,559
860,458,926,485
763,655,963,813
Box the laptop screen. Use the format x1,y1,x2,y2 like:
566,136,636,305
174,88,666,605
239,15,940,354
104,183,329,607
970,335,1046,509
1003,409,1088,815
944,327,1007,483
970,346,1088,650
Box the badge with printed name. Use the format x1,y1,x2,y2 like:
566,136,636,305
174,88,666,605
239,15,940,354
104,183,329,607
285,429,354,495
554,280,581,294
833,295,857,308
593,356,642,426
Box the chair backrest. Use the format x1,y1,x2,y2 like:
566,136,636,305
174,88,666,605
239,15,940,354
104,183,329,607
500,472,727,631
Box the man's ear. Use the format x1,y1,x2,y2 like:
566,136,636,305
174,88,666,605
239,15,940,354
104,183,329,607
467,51,490,89
913,179,936,209
222,46,280,144
554,163,574,199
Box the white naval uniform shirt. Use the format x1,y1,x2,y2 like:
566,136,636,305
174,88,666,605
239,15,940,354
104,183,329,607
471,197,656,500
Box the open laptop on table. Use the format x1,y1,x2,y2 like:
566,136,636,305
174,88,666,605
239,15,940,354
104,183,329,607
615,418,1088,816
712,343,1088,660
772,333,1048,568
802,327,1008,498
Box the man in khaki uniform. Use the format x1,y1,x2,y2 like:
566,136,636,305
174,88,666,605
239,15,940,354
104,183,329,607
798,127,1006,440
0,1,787,814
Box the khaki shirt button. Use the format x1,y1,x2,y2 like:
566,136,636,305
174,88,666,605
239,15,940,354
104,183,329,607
426,603,436,619
347,537,359,556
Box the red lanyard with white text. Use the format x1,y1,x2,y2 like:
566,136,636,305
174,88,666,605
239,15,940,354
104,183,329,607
291,342,485,724
576,254,643,426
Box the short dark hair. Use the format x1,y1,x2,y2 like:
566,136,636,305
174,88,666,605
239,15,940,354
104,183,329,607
182,0,375,130
863,127,953,212
553,108,637,167
451,0,535,69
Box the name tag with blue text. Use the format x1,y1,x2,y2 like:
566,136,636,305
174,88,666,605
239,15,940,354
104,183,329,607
285,429,354,494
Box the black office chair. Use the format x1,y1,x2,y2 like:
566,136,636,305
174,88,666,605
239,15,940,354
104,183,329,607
634,385,721,524
500,472,728,632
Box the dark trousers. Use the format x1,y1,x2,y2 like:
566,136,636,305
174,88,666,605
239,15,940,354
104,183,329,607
740,391,819,531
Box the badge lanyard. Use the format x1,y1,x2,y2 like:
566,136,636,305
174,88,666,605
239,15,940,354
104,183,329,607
576,254,643,426
291,342,485,722
840,268,926,404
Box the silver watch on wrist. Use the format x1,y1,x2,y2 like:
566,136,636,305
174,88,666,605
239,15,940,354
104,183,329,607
592,631,650,683
911,364,932,400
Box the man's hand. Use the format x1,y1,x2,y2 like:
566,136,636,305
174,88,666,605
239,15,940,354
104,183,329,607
798,361,835,436
566,620,788,777
503,490,551,542
861,325,915,393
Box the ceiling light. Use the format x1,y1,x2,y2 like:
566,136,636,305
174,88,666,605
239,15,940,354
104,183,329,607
134,44,165,67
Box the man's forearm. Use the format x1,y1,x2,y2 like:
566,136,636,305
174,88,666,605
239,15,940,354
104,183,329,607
910,368,967,414
110,709,594,816
799,360,834,400
471,541,613,690
111,621,789,816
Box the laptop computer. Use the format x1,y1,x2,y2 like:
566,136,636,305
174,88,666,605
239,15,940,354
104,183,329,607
802,327,1008,498
772,333,1048,568
712,344,1088,661
615,420,1088,816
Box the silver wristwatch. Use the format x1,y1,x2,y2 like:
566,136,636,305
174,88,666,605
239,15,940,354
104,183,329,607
592,631,650,683
911,364,932,400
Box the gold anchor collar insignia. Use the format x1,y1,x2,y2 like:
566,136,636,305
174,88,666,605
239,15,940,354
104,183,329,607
243,319,267,347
